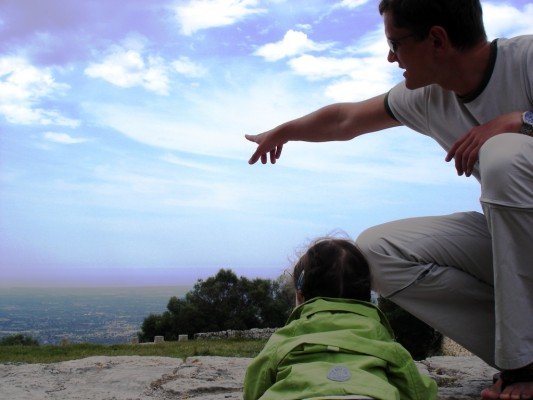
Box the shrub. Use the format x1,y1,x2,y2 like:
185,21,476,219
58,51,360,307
378,296,442,360
0,334,40,346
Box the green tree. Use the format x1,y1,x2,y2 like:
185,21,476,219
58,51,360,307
139,269,293,342
0,334,39,346
378,296,442,360
245,275,293,328
140,314,161,340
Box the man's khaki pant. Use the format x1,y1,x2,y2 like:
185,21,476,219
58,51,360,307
356,133,533,370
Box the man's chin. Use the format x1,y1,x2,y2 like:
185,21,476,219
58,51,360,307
404,73,432,90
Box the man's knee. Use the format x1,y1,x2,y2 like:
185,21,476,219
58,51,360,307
356,227,388,293
480,133,533,207
355,224,399,267
356,225,382,257
356,223,413,295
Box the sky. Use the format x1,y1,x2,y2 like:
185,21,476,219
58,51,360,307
1,0,532,287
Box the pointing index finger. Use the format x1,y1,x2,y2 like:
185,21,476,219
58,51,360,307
245,134,257,143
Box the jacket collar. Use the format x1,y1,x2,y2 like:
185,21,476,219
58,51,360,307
288,297,394,336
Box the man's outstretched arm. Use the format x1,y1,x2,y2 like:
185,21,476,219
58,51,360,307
245,93,401,165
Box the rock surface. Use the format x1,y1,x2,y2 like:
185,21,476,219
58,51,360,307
0,355,497,399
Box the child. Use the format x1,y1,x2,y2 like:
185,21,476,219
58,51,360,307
243,238,437,400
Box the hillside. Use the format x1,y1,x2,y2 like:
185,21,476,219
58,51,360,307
0,286,191,345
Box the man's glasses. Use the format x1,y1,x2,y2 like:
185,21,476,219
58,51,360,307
387,33,416,54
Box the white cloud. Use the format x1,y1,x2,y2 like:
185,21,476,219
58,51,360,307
323,76,391,102
334,0,370,9
277,129,474,188
83,72,320,160
0,56,79,127
85,47,170,95
43,132,89,144
286,28,398,101
82,86,464,189
175,0,265,36
255,30,334,62
295,23,312,32
345,28,391,57
172,57,208,78
482,2,533,39
85,164,243,211
161,154,219,172
289,55,363,80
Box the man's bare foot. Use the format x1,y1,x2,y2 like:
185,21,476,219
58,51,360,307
481,377,503,399
481,365,533,399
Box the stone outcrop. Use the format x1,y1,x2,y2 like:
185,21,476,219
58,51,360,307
0,355,497,399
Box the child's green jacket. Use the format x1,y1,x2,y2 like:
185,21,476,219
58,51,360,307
243,297,437,400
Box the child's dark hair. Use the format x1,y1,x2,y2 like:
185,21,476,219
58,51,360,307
293,238,371,302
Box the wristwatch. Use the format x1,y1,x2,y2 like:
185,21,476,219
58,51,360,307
520,110,533,136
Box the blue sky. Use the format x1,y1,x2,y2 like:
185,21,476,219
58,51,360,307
1,0,532,287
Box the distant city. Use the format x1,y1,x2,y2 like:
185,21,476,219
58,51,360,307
0,286,191,345
0,287,382,345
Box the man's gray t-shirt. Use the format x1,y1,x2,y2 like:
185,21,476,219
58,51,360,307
386,35,533,181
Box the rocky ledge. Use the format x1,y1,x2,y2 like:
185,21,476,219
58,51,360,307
0,355,497,399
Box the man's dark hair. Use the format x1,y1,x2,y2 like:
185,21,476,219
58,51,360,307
379,0,487,50
293,239,371,302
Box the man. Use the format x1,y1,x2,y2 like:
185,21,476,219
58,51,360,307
245,1,533,399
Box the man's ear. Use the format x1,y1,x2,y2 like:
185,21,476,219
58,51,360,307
429,25,449,52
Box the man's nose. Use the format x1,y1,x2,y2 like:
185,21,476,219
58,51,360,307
387,49,397,63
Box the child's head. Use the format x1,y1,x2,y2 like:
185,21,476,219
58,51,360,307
293,238,371,304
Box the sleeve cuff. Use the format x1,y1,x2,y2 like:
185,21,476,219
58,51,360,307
384,91,398,121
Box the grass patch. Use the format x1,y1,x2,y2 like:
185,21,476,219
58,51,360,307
0,339,267,364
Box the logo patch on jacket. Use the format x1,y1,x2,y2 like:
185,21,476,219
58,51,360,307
327,365,351,382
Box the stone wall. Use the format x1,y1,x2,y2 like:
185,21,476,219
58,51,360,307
194,327,276,340
194,328,473,360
